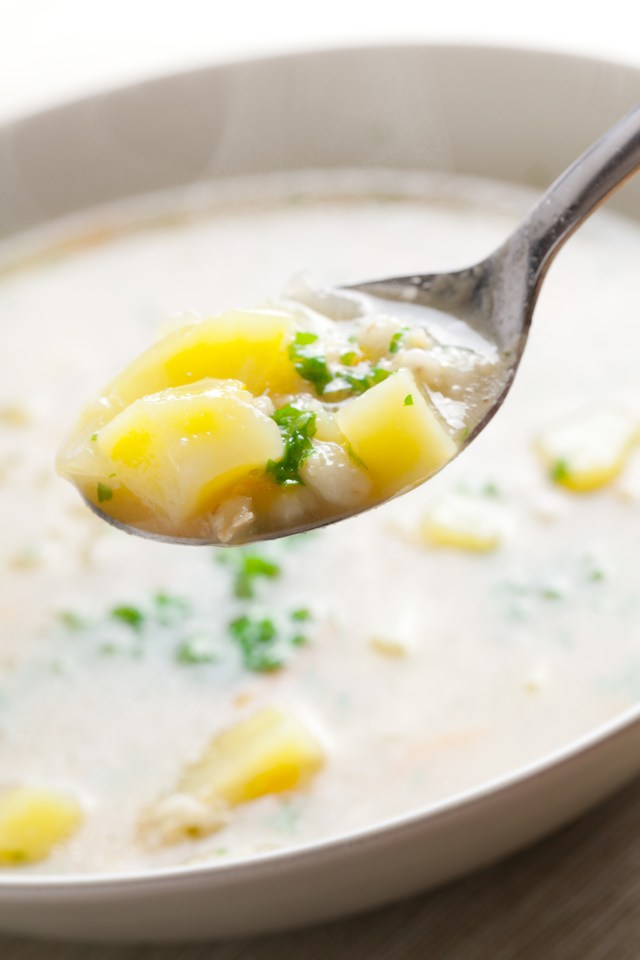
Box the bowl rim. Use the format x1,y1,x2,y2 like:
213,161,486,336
1,39,640,895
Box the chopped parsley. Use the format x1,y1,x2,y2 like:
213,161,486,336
228,609,313,672
291,633,309,647
291,607,312,622
539,583,565,601
58,610,86,631
342,366,391,396
153,592,191,624
90,433,98,442
288,332,333,395
550,459,571,483
110,605,145,631
582,555,607,583
233,553,281,599
97,482,113,503
340,350,358,366
266,403,317,486
389,327,409,354
217,548,282,598
175,636,218,665
404,394,414,406
99,642,119,657
288,331,394,399
53,538,314,675
229,615,282,672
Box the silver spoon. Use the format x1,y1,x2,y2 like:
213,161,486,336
88,105,640,545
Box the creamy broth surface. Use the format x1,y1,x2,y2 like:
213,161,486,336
1,173,640,875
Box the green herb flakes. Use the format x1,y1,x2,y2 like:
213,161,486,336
550,459,571,483
228,607,313,673
288,332,333,395
176,636,218,665
342,366,391,396
267,404,317,486
340,351,358,366
97,482,113,503
58,611,86,631
389,328,409,354
288,329,397,399
153,592,191,624
233,553,281,599
539,583,565,601
291,607,311,622
404,394,414,406
229,616,282,672
99,642,119,657
110,605,145,632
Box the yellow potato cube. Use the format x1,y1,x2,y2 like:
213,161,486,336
336,369,457,498
179,707,325,807
537,409,638,492
0,787,83,866
421,493,503,552
106,308,300,413
91,379,284,530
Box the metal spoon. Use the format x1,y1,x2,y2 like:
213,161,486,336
88,105,640,545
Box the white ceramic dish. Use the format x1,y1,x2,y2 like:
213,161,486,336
1,44,640,943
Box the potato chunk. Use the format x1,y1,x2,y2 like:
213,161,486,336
0,787,83,866
106,309,300,411
537,409,637,492
179,706,325,807
88,379,284,531
336,369,457,498
421,493,503,552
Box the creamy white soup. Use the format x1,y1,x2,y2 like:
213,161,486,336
1,171,640,875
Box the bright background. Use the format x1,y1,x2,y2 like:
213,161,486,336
1,0,638,122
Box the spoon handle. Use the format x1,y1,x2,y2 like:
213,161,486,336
517,105,640,281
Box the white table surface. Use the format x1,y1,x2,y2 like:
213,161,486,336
2,3,640,955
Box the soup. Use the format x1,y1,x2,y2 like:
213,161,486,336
1,172,639,875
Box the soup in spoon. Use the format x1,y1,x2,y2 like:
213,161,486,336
57,279,508,544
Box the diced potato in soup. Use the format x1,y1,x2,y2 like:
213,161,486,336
0,788,83,866
64,379,285,536
536,409,637,492
138,707,324,848
335,369,458,498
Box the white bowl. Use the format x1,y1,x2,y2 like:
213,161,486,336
1,44,640,943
